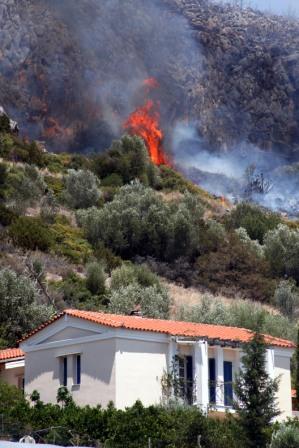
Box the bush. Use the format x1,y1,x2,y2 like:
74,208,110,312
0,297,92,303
0,204,17,226
226,202,281,243
54,272,96,309
92,134,159,187
235,227,264,258
270,424,299,448
196,233,275,302
77,182,204,261
178,296,297,342
0,162,8,199
0,114,11,133
264,224,299,282
7,164,46,214
64,169,101,209
40,190,58,223
9,216,53,251
107,283,171,319
110,263,162,290
51,219,93,264
0,268,53,344
273,280,299,319
86,262,106,296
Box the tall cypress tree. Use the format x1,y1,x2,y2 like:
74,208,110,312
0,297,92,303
234,332,280,448
296,327,299,404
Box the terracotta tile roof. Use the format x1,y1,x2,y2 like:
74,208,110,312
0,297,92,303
292,389,297,399
0,348,24,362
19,309,296,349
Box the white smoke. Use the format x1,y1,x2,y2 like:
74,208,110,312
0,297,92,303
172,121,299,215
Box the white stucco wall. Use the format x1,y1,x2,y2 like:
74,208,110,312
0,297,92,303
0,364,24,388
274,353,293,421
24,337,116,407
115,337,168,409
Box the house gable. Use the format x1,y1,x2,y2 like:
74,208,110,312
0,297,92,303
41,327,100,344
20,315,113,353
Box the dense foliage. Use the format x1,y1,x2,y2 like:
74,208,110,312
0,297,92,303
0,383,239,448
226,202,281,243
0,268,53,346
77,182,204,261
63,169,101,209
270,424,299,448
0,124,299,352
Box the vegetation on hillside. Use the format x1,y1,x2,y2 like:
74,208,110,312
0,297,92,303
0,119,299,351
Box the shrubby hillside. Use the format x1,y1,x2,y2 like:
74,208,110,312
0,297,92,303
0,115,299,349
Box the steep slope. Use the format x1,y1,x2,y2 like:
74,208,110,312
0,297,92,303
0,0,299,161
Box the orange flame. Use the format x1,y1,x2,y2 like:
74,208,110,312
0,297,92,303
123,99,169,166
123,78,170,166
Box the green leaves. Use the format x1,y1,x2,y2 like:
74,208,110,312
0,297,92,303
234,332,280,448
0,268,53,345
77,182,204,261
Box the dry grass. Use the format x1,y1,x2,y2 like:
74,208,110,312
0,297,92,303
162,278,280,319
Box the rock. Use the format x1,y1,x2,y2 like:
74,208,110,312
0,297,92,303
0,105,18,132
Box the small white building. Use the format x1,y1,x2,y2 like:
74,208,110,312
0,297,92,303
15,309,295,420
0,348,25,389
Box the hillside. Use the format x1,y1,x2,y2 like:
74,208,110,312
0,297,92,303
0,0,298,157
0,110,298,348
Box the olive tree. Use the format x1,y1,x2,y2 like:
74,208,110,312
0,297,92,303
107,283,170,318
77,182,204,261
64,169,101,209
273,280,299,319
264,224,299,282
0,268,53,345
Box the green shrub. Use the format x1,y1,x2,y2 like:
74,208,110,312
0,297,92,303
196,233,275,302
0,114,11,133
40,190,58,223
178,296,297,342
64,169,101,209
270,424,299,448
86,262,106,296
77,182,204,261
273,280,299,319
226,202,281,243
101,173,123,187
0,268,53,344
7,164,46,214
107,283,170,318
264,224,299,282
110,263,162,290
9,216,53,251
92,134,160,187
55,272,100,310
51,221,93,263
44,175,64,197
0,204,17,226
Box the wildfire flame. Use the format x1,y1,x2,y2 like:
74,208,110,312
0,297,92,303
123,78,170,166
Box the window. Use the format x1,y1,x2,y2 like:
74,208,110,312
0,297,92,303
209,358,216,404
62,356,67,387
175,355,193,405
224,361,233,406
75,354,81,385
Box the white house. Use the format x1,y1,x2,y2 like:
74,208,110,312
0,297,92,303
12,309,294,420
0,348,25,389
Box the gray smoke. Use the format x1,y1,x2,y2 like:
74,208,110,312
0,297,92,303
172,121,299,215
0,0,202,151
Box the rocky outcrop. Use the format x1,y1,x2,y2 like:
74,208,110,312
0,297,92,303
0,106,18,133
168,0,299,156
0,0,298,159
